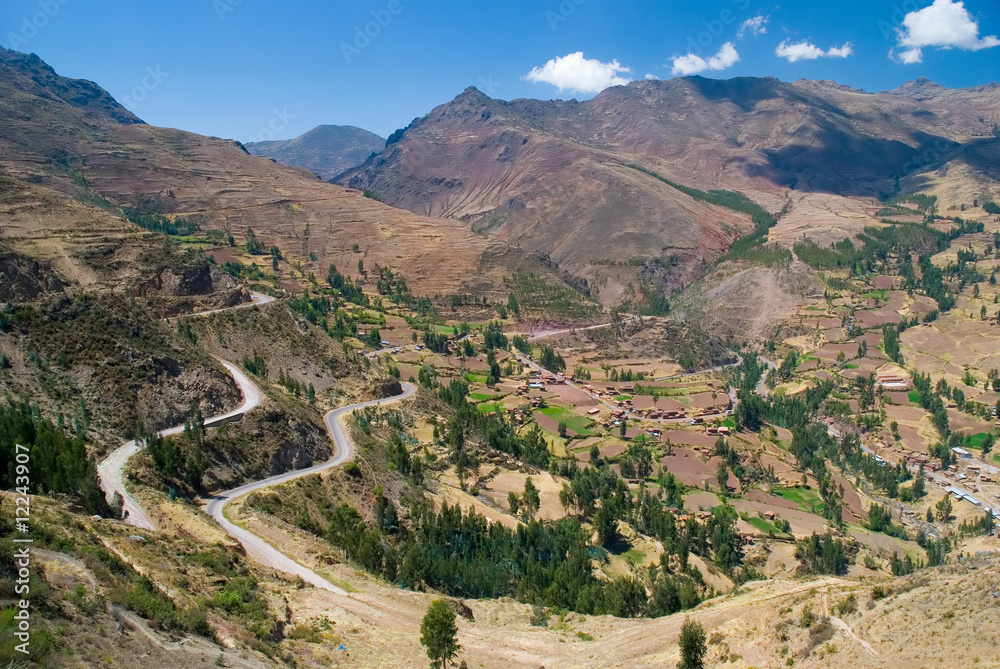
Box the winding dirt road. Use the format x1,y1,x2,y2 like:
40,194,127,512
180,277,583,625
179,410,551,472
98,299,416,592
203,382,416,594
97,360,263,530
168,291,275,320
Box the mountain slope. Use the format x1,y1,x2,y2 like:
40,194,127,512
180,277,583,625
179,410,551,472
246,124,385,180
340,76,1000,302
0,46,538,300
0,47,143,125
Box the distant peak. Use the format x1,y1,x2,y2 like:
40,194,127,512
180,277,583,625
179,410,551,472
457,86,491,102
908,76,943,88
885,77,948,99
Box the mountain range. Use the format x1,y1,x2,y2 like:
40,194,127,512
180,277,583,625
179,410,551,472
0,46,533,301
2,44,999,313
336,76,1000,303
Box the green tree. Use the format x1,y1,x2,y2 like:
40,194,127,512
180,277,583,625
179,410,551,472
507,491,520,515
538,345,566,373
628,435,653,479
936,494,953,523
677,617,707,669
420,600,460,669
557,421,568,439
716,461,729,493
244,227,266,254
983,432,997,457
418,364,438,389
507,293,520,319
522,478,540,519
912,468,926,498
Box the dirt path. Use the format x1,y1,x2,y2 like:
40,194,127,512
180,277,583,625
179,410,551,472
34,548,97,589
166,290,275,320
505,321,614,340
97,360,263,530
204,382,416,594
824,591,878,657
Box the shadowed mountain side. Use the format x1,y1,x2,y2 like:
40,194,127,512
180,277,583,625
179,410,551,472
341,76,1000,297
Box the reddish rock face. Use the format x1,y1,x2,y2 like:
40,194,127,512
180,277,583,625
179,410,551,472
341,77,1000,300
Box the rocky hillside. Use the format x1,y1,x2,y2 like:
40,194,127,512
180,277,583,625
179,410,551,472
0,46,546,300
340,76,1000,302
246,124,385,180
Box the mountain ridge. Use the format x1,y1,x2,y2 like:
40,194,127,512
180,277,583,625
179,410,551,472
0,46,551,303
0,45,143,125
337,73,1000,305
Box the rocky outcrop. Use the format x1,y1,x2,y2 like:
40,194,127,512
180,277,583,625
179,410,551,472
135,364,242,433
0,251,64,301
370,378,403,399
200,404,333,490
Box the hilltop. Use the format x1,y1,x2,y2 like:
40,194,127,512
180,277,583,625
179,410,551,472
246,124,385,181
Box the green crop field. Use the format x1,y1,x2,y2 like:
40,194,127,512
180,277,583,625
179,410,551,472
968,432,990,448
744,515,779,535
777,487,825,515
538,406,595,435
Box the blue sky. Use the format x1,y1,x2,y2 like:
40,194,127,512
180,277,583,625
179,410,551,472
2,0,998,142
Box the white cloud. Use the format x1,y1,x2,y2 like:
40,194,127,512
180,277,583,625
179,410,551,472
738,15,769,39
826,43,855,58
896,48,924,64
671,42,740,76
775,39,854,62
524,52,632,94
891,0,1000,64
644,73,659,80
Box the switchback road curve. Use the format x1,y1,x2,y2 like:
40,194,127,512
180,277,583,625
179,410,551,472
204,382,416,595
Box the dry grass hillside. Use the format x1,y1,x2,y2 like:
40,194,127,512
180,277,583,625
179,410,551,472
672,260,825,342
0,46,558,302
0,167,259,447
26,477,995,669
